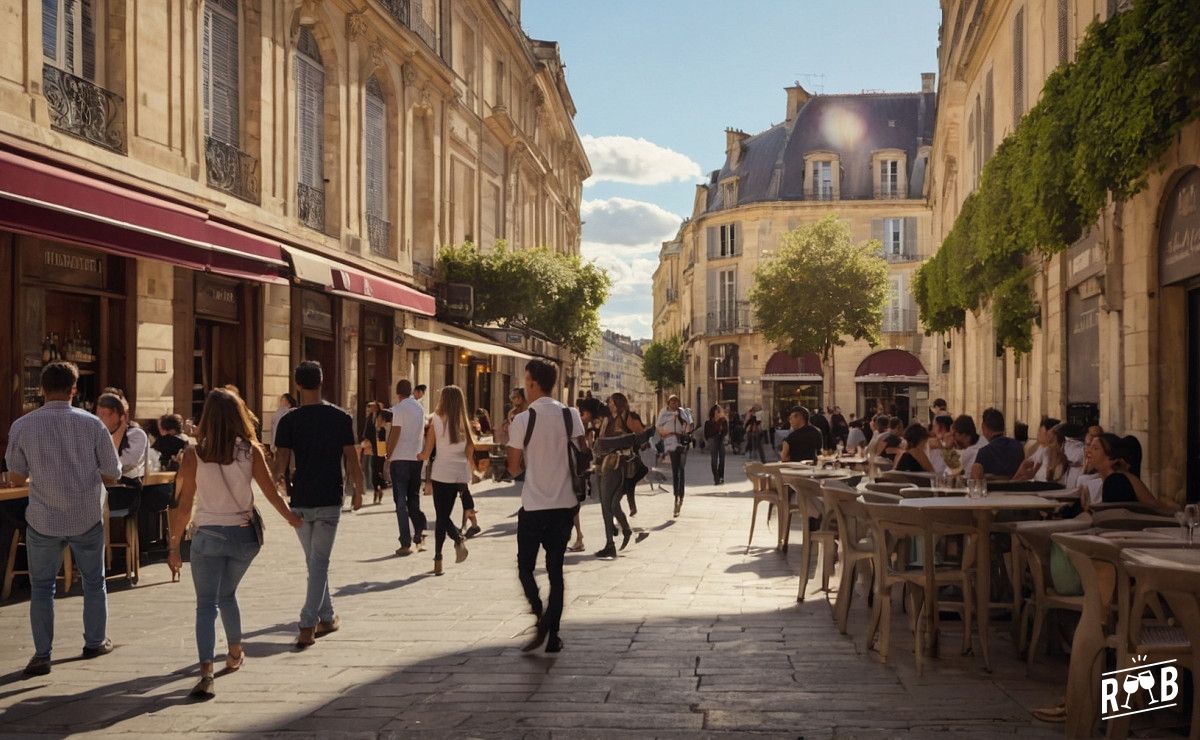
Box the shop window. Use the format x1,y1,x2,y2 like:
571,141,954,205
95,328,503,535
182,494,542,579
364,77,389,256
296,29,325,232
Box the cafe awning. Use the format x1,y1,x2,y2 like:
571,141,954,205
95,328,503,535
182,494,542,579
404,327,532,360
762,351,823,382
281,246,435,316
854,349,929,384
0,148,287,282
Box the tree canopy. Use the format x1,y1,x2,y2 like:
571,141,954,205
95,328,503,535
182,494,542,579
749,215,889,362
640,335,686,394
437,241,611,357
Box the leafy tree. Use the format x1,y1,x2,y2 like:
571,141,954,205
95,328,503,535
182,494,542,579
641,335,686,401
748,215,889,407
437,241,611,357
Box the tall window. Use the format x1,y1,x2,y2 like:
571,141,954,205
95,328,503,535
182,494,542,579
719,269,737,328
712,343,739,379
812,161,833,200
885,218,904,257
983,70,994,160
879,159,900,197
295,29,325,231
202,0,239,145
1056,0,1069,66
43,0,97,80
1012,7,1025,126
720,223,737,257
364,77,388,256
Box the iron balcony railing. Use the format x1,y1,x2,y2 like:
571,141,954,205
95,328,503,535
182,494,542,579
883,308,918,333
706,306,754,335
42,63,125,154
367,214,391,256
205,137,260,204
297,183,325,232
883,250,923,264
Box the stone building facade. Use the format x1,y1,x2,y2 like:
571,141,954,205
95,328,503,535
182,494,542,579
927,0,1199,501
0,0,587,441
652,79,938,426
578,329,656,422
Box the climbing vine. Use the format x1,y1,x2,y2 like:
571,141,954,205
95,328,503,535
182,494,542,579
915,0,1200,351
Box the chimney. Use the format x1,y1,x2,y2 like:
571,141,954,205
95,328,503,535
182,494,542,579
725,128,749,166
921,72,936,93
785,82,811,125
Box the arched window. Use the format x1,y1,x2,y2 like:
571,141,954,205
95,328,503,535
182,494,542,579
43,0,97,80
295,28,325,231
364,77,389,255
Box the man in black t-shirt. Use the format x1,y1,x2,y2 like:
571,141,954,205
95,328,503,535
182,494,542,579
272,361,364,649
780,406,824,464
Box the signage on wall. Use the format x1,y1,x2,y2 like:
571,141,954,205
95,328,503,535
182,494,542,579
301,291,334,334
1067,226,1104,288
195,275,239,320
1160,168,1200,286
22,244,107,290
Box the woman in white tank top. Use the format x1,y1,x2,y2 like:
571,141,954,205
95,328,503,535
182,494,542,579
417,385,474,575
168,389,301,700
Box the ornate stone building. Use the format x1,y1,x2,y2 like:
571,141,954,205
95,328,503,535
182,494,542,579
927,0,1199,500
652,79,938,425
0,0,588,439
578,329,655,421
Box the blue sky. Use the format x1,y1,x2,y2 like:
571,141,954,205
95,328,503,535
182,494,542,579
521,0,942,339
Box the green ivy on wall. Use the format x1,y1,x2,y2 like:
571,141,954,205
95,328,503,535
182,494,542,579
915,0,1200,352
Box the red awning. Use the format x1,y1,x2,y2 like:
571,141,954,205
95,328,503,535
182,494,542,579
0,148,286,282
854,349,928,382
331,266,436,316
763,351,823,379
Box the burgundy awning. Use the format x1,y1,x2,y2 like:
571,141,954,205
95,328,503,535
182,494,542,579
763,350,823,380
854,349,928,383
331,266,436,316
0,148,286,282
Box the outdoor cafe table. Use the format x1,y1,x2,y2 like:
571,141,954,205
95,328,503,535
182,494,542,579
899,493,1062,671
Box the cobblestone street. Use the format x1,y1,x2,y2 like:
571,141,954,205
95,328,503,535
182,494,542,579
0,454,1065,738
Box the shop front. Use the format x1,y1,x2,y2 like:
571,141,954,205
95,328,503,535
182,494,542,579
359,309,394,412
291,287,341,404
1064,227,1104,428
854,349,928,423
761,351,823,424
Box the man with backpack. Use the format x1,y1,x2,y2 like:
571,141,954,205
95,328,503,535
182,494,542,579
506,360,585,654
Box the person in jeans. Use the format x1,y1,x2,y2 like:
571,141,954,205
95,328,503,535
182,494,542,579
417,385,473,575
591,393,643,560
385,379,428,556
703,404,728,485
168,389,301,699
656,395,694,517
507,360,582,653
271,361,363,649
5,362,120,676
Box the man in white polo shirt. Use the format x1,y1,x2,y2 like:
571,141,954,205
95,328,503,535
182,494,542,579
385,379,428,556
506,360,583,655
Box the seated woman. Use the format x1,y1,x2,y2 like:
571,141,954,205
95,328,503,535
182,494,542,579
894,423,934,473
1013,423,1070,484
1083,433,1177,513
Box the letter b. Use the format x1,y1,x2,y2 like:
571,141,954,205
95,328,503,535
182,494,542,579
1160,666,1180,703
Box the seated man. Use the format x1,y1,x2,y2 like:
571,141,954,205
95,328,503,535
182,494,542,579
780,406,823,464
971,407,1025,480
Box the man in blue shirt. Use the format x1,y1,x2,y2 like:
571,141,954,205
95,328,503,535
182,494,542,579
5,362,121,676
971,407,1026,480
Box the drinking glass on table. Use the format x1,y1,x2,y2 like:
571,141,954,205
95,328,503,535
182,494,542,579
966,478,987,499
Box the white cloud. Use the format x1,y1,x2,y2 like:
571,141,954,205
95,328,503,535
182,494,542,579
601,312,653,340
584,248,658,297
582,135,703,186
581,197,682,247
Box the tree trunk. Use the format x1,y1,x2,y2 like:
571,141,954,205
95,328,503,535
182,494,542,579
822,350,836,413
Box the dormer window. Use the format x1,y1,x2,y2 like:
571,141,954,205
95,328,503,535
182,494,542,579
872,149,908,199
803,152,839,201
720,177,739,208
812,161,833,200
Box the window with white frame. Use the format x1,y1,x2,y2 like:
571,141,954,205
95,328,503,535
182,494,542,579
879,159,900,197
295,29,325,229
43,0,98,80
812,160,833,200
885,218,904,256
720,223,737,257
719,269,737,327
202,0,239,145
364,77,388,255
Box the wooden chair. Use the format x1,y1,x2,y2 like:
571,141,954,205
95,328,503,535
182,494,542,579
859,491,903,505
105,488,142,585
864,482,909,497
768,468,800,553
744,462,778,553
782,472,838,600
3,527,74,600
1010,516,1092,671
823,481,876,633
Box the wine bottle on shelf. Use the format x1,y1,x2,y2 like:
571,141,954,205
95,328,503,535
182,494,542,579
41,334,51,364
50,333,59,361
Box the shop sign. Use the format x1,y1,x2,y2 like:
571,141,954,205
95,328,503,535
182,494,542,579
22,243,106,290
1066,226,1104,288
363,312,388,345
301,290,333,334
505,332,523,344
195,276,239,320
1160,168,1200,286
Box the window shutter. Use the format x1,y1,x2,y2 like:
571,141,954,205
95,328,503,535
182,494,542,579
870,218,884,248
1012,8,1025,126
63,0,76,74
903,217,917,257
365,81,387,218
730,222,738,255
983,71,994,160
706,268,718,326
42,0,58,62
706,226,717,259
1056,0,1069,65
81,0,95,81
205,2,240,145
296,47,324,188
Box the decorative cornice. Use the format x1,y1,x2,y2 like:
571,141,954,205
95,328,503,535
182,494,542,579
347,9,369,41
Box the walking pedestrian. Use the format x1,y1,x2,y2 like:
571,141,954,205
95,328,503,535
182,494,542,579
167,389,302,699
728,412,745,454
703,404,728,485
385,379,428,556
592,393,643,559
744,406,766,462
5,362,120,676
271,361,363,649
360,401,386,505
416,385,472,575
506,360,583,654
657,395,694,517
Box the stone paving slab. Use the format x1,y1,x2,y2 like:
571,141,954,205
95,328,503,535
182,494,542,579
0,451,1076,737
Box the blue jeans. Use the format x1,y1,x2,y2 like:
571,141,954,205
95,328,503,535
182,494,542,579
26,522,107,659
292,506,341,628
389,460,427,547
190,525,260,663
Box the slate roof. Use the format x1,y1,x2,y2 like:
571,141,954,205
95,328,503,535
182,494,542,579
704,90,935,212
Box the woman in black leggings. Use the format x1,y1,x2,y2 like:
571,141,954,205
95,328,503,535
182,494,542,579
417,385,474,575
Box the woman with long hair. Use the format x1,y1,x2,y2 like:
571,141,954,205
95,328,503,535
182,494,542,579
1081,433,1175,513
593,393,644,559
894,423,935,472
417,385,473,574
704,404,728,485
168,389,301,700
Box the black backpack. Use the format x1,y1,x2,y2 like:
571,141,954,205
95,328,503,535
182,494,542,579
523,406,590,502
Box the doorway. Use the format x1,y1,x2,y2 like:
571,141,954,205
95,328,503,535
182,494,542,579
1189,289,1200,501
193,320,242,420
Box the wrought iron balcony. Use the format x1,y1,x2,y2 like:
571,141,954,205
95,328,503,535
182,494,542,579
705,307,754,335
883,250,922,264
42,63,125,154
205,137,260,204
874,188,905,200
882,308,918,333
367,214,391,256
297,183,326,232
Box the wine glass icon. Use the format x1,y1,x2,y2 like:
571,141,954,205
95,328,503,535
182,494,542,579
1122,673,1141,709
1138,670,1158,703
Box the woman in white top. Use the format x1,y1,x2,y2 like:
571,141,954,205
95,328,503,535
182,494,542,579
417,385,474,575
168,389,301,700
